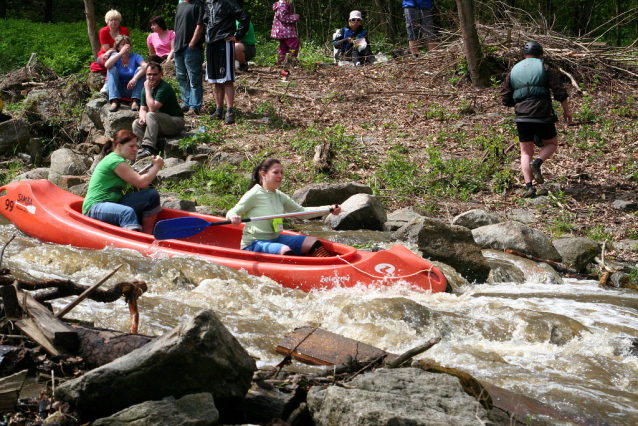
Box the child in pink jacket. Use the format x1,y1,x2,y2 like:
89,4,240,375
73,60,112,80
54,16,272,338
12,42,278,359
271,0,300,65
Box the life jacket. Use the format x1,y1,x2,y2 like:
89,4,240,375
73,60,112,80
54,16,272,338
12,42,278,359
510,58,550,102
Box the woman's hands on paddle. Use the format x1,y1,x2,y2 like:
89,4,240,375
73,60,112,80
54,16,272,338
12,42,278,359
228,214,242,226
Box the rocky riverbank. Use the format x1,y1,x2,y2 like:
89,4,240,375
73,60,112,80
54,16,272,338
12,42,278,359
1,58,638,425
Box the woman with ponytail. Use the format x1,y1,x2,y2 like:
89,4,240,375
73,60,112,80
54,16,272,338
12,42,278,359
227,159,341,256
82,130,164,233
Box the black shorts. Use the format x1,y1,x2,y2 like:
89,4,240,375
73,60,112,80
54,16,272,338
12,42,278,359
516,122,557,146
206,39,235,84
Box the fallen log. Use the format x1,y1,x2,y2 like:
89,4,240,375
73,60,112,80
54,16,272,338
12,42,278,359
15,287,78,355
504,249,581,275
72,325,153,369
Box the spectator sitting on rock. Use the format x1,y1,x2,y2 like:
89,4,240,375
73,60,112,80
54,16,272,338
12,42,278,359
133,62,185,159
333,10,373,66
93,10,130,74
105,35,147,112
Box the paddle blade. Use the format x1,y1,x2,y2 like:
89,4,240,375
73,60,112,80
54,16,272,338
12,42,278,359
153,217,211,240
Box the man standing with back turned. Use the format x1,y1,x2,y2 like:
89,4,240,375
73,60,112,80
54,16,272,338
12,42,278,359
500,41,572,198
174,0,206,115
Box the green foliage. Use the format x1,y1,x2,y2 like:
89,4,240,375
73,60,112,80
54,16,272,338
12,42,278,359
0,18,149,76
159,163,250,210
178,131,224,150
586,224,612,242
577,95,597,122
0,162,24,186
610,94,635,118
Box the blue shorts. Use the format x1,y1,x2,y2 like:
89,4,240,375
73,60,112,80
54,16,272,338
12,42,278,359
243,234,307,255
87,189,161,231
404,7,435,41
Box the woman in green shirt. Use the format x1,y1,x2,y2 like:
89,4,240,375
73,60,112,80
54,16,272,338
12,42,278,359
227,158,341,256
82,130,164,233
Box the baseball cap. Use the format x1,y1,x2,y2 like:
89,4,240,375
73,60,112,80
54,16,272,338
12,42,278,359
349,11,362,20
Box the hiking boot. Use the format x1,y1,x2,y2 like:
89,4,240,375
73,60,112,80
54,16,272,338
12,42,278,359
137,146,158,159
212,109,224,120
529,160,544,184
224,111,235,125
186,108,200,116
238,63,249,72
131,99,140,112
522,187,536,199
181,105,190,113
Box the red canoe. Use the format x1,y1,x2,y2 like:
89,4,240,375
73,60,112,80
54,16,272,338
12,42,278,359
0,180,447,293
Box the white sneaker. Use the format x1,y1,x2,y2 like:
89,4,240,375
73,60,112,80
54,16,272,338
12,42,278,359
100,82,108,94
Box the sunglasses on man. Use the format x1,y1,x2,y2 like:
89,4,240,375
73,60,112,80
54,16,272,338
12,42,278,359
350,18,362,22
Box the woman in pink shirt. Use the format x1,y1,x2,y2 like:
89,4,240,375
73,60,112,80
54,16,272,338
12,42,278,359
147,16,175,63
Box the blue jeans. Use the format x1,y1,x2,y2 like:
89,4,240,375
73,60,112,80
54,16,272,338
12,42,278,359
174,47,204,109
107,66,145,101
243,234,306,255
86,189,161,231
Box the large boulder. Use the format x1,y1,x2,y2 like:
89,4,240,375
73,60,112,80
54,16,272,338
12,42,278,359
92,393,219,426
292,182,372,207
307,368,490,426
156,160,202,182
324,193,387,231
385,207,424,231
552,237,601,271
55,310,256,421
50,148,91,176
451,209,500,230
23,89,57,124
0,118,31,156
85,98,108,131
100,104,138,139
392,217,491,283
472,222,562,262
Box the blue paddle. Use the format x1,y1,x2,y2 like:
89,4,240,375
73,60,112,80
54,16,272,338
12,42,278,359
153,208,335,240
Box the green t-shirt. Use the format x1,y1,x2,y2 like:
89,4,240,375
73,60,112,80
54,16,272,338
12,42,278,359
140,79,184,117
237,20,255,46
82,152,128,214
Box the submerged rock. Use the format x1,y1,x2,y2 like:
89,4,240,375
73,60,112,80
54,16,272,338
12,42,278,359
55,310,256,421
307,368,490,426
482,250,563,285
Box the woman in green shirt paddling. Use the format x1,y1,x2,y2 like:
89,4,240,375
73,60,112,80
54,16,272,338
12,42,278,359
82,130,164,233
227,158,340,256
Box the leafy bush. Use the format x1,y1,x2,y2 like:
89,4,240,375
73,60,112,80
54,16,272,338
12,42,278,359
1,18,149,76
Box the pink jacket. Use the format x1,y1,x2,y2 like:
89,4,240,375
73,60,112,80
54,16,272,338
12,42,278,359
271,0,299,40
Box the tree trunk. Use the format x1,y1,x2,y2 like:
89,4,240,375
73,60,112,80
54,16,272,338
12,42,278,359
616,0,622,46
456,0,488,87
0,0,6,19
84,0,100,57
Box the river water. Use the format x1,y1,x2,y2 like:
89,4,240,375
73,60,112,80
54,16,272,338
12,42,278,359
1,218,637,425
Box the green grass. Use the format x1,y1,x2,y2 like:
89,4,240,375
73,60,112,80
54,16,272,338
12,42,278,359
1,18,151,76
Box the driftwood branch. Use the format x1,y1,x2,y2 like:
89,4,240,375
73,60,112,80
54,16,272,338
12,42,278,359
0,277,147,304
386,336,442,369
504,249,579,275
56,264,123,319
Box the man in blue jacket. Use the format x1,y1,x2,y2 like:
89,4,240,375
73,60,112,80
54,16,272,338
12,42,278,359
403,0,436,57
